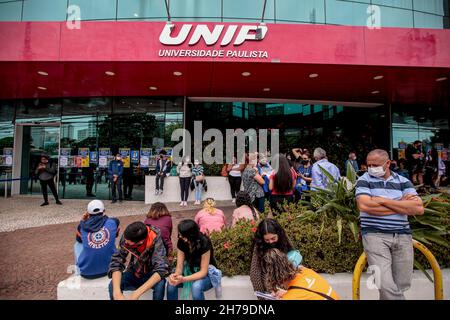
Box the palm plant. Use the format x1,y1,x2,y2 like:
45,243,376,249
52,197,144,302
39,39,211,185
299,162,450,250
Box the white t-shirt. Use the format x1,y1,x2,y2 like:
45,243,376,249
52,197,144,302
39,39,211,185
229,164,242,177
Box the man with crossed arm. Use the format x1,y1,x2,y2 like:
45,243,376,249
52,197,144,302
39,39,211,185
355,149,424,300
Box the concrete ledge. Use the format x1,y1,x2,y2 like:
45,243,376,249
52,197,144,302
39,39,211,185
57,270,450,300
145,176,236,204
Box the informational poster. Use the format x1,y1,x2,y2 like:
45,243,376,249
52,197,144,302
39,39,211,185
60,148,71,168
441,149,448,161
140,148,152,168
74,156,83,168
398,141,407,149
119,148,131,168
99,148,110,168
78,148,90,168
398,149,406,159
130,150,140,164
3,148,13,167
89,151,98,164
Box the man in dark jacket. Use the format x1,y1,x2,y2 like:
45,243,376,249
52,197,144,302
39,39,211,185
155,149,172,195
35,154,62,206
108,153,123,203
108,221,168,300
75,199,119,278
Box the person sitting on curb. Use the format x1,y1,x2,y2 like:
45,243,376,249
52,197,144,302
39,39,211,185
108,221,168,300
250,218,302,298
144,202,174,265
74,200,120,279
262,248,340,300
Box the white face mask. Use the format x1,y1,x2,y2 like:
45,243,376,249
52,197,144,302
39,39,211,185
368,161,388,178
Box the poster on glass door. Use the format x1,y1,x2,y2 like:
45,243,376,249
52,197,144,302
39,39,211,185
140,148,152,168
119,148,131,168
99,148,110,168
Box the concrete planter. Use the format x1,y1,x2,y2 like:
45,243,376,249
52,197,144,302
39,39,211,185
57,269,450,300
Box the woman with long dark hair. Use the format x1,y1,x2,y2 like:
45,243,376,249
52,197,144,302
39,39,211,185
249,218,302,296
231,190,260,226
177,156,192,207
269,154,296,214
166,219,220,300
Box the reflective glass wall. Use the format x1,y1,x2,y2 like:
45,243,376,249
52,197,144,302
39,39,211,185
2,97,183,201
186,100,391,172
0,0,449,29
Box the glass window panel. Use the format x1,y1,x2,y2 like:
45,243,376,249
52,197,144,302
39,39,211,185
170,0,221,19
16,99,62,122
117,0,167,19
22,0,67,21
68,0,117,20
414,11,445,28
372,0,412,9
379,6,413,27
413,0,445,16
0,1,22,21
223,0,275,20
276,0,325,24
325,0,370,26
63,97,112,115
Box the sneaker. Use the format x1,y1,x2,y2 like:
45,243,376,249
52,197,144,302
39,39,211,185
232,198,236,203
111,200,117,204
180,201,184,206
40,202,49,206
155,189,159,195
159,190,163,195
56,200,63,205
184,201,188,206
119,199,123,203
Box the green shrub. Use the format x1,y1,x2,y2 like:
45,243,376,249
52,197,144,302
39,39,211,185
210,202,449,276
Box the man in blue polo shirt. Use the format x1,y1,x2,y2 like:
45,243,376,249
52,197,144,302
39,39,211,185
355,149,424,300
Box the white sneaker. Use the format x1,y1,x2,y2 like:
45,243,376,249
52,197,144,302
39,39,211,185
184,201,188,206
180,201,184,206
155,190,159,195
232,198,236,203
159,190,163,195
195,200,200,205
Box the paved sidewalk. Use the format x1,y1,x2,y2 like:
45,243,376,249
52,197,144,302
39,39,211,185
0,196,235,232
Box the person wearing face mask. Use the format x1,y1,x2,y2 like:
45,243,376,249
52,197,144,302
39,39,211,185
108,221,168,300
177,156,192,207
295,152,313,202
406,140,424,185
108,153,123,204
355,149,424,300
249,219,302,298
345,152,359,176
166,219,221,300
256,155,273,200
35,154,62,206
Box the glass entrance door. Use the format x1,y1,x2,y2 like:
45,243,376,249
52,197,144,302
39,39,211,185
20,125,60,195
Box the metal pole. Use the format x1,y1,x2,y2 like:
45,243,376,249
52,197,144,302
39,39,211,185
261,0,267,23
164,0,171,21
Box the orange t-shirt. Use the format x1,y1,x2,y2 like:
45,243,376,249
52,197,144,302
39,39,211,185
282,267,340,300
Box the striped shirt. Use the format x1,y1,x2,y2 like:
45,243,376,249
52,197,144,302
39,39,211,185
192,165,204,176
355,172,417,234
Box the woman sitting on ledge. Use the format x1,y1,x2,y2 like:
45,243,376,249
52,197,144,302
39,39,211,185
250,218,303,297
262,248,340,300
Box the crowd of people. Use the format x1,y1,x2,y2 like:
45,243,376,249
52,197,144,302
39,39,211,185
71,145,427,301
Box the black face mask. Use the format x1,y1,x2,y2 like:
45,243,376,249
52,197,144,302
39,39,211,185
301,160,309,165
264,242,278,250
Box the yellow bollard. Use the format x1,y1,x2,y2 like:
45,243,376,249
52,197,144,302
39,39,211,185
352,239,443,300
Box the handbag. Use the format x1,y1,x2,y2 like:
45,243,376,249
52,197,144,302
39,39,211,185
221,164,229,177
195,174,205,182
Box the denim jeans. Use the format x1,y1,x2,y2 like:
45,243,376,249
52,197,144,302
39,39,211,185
362,232,413,300
195,182,203,201
73,241,83,275
108,271,166,300
166,275,213,300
